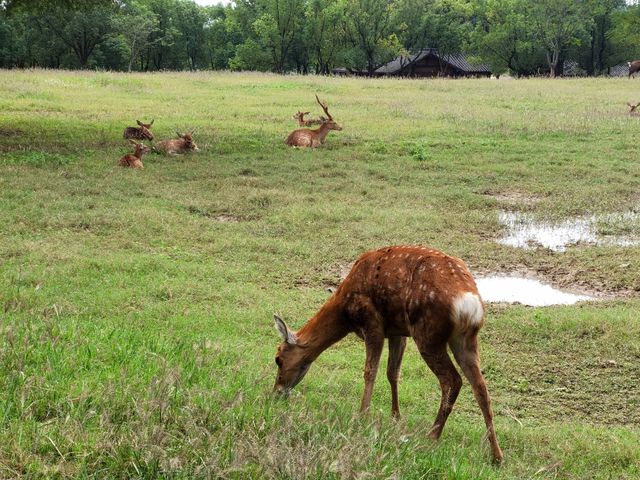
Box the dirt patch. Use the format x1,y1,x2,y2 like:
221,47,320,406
481,189,542,207
187,206,245,223
0,127,25,137
325,262,352,288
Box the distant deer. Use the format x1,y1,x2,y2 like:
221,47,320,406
123,119,154,141
118,140,150,169
628,102,640,115
154,131,199,155
293,110,325,127
629,61,640,78
285,95,342,147
272,245,503,464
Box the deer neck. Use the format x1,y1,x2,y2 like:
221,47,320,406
314,123,332,142
297,298,349,362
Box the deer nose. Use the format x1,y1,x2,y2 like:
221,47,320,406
273,384,290,396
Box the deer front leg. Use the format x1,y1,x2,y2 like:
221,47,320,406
387,336,407,418
360,331,384,413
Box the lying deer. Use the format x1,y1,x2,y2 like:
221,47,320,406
123,119,154,141
272,245,503,464
285,95,342,147
627,102,640,116
629,60,640,78
293,111,325,127
118,140,150,169
154,131,199,155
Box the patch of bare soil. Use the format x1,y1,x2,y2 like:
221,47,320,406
187,206,245,223
481,189,542,207
0,127,25,137
473,261,637,299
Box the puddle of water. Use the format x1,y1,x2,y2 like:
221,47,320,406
498,211,639,251
476,276,593,306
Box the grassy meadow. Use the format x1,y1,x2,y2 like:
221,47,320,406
1,69,639,479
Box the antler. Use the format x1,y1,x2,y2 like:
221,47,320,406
315,94,332,121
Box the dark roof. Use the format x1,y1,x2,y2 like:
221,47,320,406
375,49,491,75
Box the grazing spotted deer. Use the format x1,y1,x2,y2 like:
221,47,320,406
272,245,504,464
628,102,640,116
293,110,325,127
123,119,154,141
118,140,150,169
629,61,640,78
154,131,199,155
285,95,342,147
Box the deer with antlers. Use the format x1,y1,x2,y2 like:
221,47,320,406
293,111,326,127
154,131,199,155
118,140,151,169
285,95,342,148
123,119,154,141
272,245,504,464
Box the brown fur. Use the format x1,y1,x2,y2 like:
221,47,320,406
629,61,640,78
272,245,503,464
123,119,154,141
285,95,342,148
628,102,640,115
154,132,199,155
284,121,342,147
293,111,325,127
118,140,150,169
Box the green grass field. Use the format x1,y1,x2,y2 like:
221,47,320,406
1,70,639,479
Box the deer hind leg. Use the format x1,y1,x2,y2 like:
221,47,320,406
360,329,385,413
387,336,407,418
449,333,503,464
415,342,462,440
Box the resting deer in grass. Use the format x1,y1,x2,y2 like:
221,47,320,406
154,131,199,155
118,139,150,169
285,95,342,147
629,61,640,78
293,110,325,127
627,102,640,116
272,245,503,464
123,119,154,141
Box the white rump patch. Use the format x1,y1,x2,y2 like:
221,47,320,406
452,292,483,329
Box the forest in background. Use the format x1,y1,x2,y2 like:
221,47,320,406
3,0,640,77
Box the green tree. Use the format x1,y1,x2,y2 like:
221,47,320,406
38,5,115,68
471,0,540,76
112,2,160,72
344,0,403,75
530,0,591,77
304,0,346,74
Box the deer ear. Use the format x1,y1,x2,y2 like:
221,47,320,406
150,119,154,125
274,314,297,344
136,120,142,126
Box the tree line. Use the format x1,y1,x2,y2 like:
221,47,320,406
2,0,640,77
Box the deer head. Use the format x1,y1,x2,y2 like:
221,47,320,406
176,131,199,151
316,94,342,131
628,102,639,114
129,139,152,156
273,314,311,394
293,111,310,122
135,119,154,140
